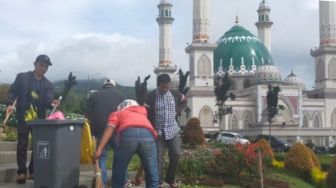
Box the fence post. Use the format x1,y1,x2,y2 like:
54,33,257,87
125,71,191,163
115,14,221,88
258,150,264,188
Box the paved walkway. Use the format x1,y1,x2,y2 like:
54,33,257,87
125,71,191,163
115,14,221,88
0,170,172,188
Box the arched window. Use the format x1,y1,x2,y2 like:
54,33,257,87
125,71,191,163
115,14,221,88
331,109,336,127
243,78,251,89
199,106,214,128
229,78,236,90
328,58,336,80
316,60,324,81
231,114,239,130
165,10,169,17
197,54,211,78
303,116,309,128
313,113,321,128
242,111,252,129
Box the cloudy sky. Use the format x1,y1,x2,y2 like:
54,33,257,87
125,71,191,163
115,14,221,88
0,0,319,88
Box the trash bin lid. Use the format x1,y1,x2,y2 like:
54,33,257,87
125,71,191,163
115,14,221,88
27,119,85,126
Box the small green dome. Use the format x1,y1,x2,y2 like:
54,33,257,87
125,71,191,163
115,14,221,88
214,25,273,72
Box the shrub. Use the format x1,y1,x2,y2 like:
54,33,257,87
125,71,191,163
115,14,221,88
182,118,205,147
177,147,213,178
3,126,17,141
272,160,284,169
255,139,275,161
207,144,246,182
0,104,17,127
284,143,320,179
207,143,269,184
306,147,321,169
311,167,327,184
327,156,336,188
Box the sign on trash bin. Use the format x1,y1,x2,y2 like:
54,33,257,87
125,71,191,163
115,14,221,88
37,141,50,159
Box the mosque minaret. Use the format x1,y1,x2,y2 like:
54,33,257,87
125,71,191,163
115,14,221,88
186,0,217,87
255,0,273,52
154,0,177,77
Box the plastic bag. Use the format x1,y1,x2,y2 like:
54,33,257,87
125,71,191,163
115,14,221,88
47,111,65,120
80,119,94,164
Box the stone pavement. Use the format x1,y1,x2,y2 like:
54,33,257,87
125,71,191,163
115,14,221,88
0,170,148,188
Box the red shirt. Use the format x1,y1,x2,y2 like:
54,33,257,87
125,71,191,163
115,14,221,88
107,105,157,138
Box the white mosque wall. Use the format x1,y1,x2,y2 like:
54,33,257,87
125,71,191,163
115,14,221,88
185,93,217,128
188,49,214,87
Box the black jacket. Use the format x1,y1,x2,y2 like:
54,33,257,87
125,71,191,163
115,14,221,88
7,71,54,124
86,86,125,136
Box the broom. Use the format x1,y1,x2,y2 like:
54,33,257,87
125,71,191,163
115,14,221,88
91,160,104,188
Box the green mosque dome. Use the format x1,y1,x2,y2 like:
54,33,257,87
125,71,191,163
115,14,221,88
214,25,273,73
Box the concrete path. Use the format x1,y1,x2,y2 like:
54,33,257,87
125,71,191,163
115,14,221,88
0,170,148,188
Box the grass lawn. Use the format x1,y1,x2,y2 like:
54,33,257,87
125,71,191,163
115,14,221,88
266,168,315,188
318,155,334,165
106,150,141,171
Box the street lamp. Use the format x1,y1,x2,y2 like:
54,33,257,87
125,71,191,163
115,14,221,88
73,71,101,97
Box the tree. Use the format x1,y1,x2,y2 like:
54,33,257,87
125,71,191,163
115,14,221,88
0,84,10,104
266,84,283,140
58,72,77,112
135,75,150,105
214,72,235,130
178,69,190,95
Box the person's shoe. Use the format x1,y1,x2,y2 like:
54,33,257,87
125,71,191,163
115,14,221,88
124,181,133,188
131,179,143,186
16,173,26,184
167,182,178,188
28,173,34,180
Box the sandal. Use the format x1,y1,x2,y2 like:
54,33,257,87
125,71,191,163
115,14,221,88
28,173,34,180
124,181,133,188
168,182,178,188
16,173,26,184
131,179,143,186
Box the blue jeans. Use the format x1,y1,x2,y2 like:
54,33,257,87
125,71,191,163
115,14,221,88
97,135,112,187
112,128,159,188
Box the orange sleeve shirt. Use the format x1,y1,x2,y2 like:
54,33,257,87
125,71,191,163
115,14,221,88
107,106,158,138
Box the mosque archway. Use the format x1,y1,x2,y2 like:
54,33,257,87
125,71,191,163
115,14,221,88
197,54,211,78
316,59,324,81
331,108,336,127
328,58,336,80
313,112,322,128
303,114,309,128
199,106,214,127
242,111,252,129
243,78,252,89
230,113,239,130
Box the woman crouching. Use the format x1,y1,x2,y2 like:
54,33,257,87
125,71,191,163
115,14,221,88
94,99,158,188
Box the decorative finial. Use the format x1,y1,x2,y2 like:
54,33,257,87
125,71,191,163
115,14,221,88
235,15,239,24
260,0,268,6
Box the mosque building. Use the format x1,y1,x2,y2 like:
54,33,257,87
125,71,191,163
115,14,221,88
154,0,336,147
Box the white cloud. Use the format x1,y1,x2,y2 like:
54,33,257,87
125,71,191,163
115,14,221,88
0,0,323,89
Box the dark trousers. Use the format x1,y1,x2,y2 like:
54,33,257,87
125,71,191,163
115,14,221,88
16,124,33,175
156,134,181,184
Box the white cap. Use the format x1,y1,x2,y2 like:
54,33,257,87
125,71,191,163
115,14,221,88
103,78,116,86
117,99,138,111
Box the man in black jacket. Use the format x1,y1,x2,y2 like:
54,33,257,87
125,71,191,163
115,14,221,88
6,54,59,184
86,78,124,187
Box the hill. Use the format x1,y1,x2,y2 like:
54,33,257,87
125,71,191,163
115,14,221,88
53,78,135,99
